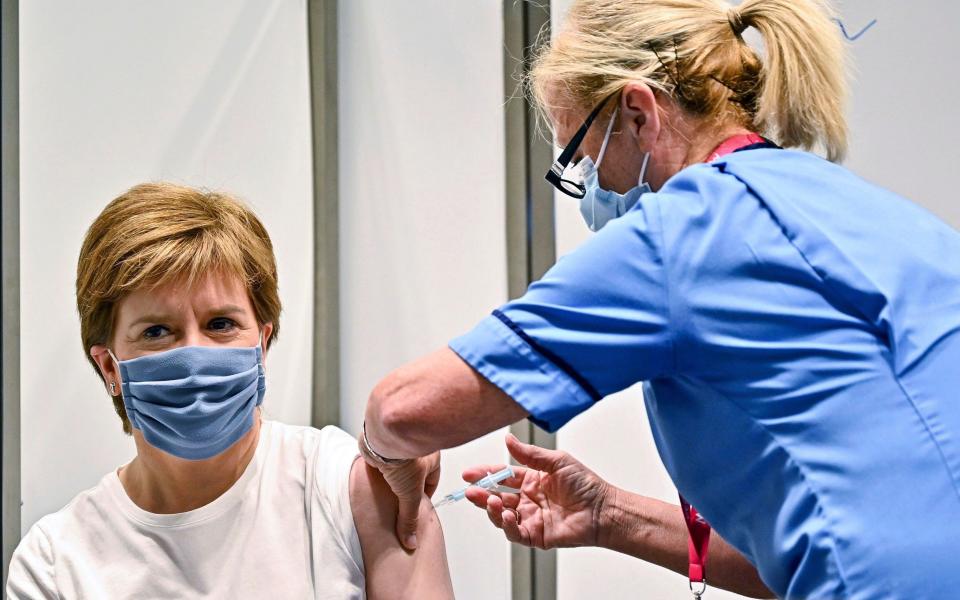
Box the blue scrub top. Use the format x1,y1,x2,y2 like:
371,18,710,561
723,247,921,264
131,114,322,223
449,148,960,599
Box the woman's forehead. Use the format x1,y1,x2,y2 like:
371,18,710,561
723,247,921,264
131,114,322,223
116,271,253,320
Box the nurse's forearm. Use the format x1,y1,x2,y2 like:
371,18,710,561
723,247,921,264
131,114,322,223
600,489,774,599
365,348,529,459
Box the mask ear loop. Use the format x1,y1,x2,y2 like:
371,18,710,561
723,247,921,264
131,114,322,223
595,107,619,169
106,348,123,398
638,152,651,187
591,107,620,229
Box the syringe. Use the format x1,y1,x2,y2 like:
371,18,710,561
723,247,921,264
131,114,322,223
433,466,515,508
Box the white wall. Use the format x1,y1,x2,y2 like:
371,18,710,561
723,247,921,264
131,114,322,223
838,0,960,228
337,1,512,598
19,0,314,532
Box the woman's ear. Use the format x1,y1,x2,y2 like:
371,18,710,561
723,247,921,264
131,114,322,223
89,345,121,396
260,323,274,357
620,82,661,152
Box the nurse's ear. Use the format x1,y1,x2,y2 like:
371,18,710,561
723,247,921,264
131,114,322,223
620,82,661,153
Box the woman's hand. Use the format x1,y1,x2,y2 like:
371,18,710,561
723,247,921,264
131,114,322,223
461,434,613,550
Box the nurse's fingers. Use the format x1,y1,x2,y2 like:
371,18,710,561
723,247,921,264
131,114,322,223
485,495,506,529
498,492,521,509
464,486,492,509
424,459,441,499
465,486,521,515
506,434,569,473
501,507,527,546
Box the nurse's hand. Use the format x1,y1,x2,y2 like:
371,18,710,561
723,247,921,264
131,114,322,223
461,434,611,550
360,449,441,551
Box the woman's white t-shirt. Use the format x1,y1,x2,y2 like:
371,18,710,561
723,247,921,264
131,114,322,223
6,421,366,599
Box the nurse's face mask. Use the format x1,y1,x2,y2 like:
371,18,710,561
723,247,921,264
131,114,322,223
545,93,652,232
108,337,266,461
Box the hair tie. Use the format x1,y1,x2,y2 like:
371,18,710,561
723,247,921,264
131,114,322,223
727,8,747,37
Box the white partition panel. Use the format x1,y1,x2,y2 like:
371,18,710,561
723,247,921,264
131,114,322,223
19,0,314,532
338,2,511,598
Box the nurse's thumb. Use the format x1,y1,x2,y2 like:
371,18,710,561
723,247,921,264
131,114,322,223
506,434,568,473
396,497,420,551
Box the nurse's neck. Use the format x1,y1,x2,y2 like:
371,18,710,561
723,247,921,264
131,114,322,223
648,116,754,191
119,414,262,514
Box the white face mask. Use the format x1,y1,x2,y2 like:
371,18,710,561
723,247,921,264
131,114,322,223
577,107,652,232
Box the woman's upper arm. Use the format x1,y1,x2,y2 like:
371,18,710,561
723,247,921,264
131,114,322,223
349,458,454,600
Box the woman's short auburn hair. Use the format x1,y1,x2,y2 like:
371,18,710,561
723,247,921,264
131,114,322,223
76,182,281,433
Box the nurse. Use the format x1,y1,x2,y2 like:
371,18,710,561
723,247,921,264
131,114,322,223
360,0,960,598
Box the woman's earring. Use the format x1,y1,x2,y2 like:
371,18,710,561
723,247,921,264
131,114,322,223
110,381,117,395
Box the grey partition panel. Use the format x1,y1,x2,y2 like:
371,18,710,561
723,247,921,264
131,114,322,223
308,0,341,429
1,0,20,581
503,1,556,599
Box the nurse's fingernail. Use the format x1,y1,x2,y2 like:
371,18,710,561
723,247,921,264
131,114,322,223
405,534,418,549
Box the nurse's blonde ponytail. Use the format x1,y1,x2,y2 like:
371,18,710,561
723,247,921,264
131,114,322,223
738,0,848,161
531,0,849,162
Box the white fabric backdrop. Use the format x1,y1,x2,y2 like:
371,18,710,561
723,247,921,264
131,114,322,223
19,0,314,532
337,1,513,598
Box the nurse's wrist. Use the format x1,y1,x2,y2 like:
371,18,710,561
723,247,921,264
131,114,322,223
595,487,665,558
596,484,636,551
360,421,409,467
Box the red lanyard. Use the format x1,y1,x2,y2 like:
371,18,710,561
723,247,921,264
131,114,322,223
679,132,765,600
706,132,765,162
680,495,712,599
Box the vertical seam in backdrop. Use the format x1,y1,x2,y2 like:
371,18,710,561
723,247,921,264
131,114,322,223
307,0,340,431
1,0,22,582
503,1,557,599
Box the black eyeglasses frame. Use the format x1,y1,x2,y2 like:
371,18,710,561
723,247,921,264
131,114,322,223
544,91,619,199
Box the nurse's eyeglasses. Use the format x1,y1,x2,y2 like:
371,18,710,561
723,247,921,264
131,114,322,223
544,92,618,199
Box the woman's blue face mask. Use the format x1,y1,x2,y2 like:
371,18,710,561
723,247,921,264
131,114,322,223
109,339,266,460
576,107,652,232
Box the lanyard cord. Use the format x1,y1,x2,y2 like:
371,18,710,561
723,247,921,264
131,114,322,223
680,495,712,599
678,131,771,599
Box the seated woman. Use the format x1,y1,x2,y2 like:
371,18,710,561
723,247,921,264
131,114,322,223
6,183,454,599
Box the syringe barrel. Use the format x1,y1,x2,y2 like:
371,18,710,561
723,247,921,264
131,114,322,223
476,467,515,490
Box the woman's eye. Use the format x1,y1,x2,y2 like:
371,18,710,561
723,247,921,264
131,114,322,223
143,325,169,339
209,317,237,332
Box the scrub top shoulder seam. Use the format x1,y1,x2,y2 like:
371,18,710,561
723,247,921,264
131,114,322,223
698,380,852,598
650,193,681,375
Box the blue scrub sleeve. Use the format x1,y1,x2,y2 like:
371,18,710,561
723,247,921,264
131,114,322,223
449,200,675,432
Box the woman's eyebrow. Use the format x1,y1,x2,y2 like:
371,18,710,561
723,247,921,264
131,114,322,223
126,314,174,329
208,304,246,316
